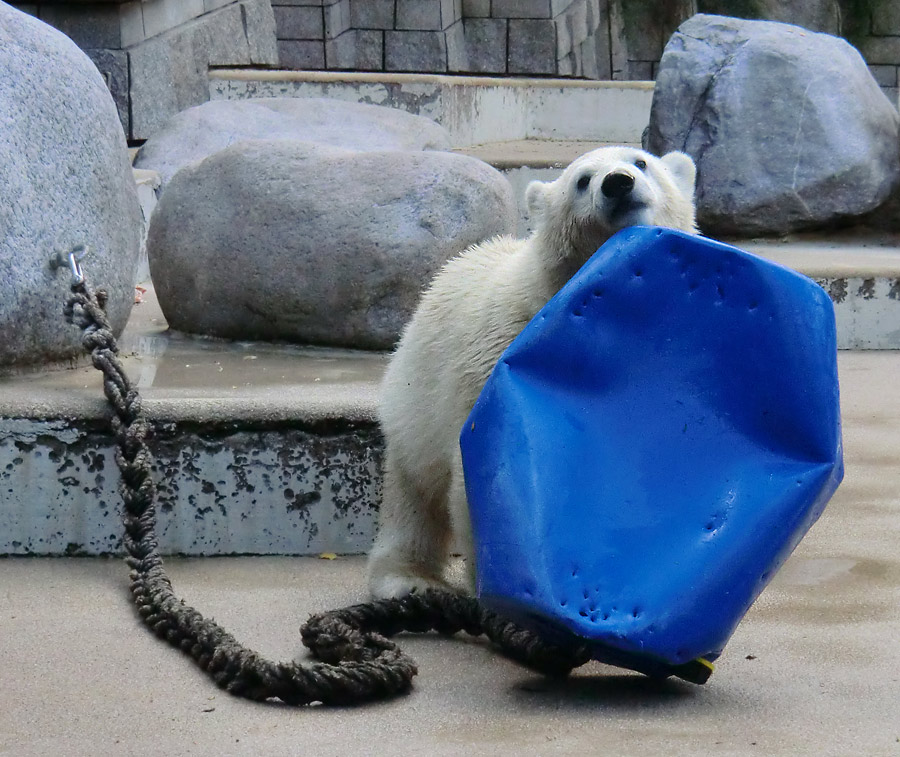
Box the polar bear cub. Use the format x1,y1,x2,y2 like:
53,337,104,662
368,146,698,599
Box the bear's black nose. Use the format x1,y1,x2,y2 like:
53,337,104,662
601,172,635,199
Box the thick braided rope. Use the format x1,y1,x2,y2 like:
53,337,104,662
303,591,590,678
63,279,588,706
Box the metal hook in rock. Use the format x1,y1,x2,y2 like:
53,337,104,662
49,245,90,286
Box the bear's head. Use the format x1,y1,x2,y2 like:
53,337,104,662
526,147,697,271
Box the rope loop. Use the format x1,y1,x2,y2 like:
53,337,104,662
63,276,588,706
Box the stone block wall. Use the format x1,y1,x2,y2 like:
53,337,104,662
271,0,900,106
272,0,466,71
271,0,615,77
857,13,900,106
9,0,279,140
17,0,900,142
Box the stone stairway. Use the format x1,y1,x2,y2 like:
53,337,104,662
3,71,900,556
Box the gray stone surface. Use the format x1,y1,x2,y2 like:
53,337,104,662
441,0,461,27
135,97,452,187
873,1,900,35
324,0,350,38
325,27,359,67
0,5,141,371
37,3,133,48
354,28,385,69
241,0,280,62
277,38,325,68
385,28,448,70
445,17,469,70
273,5,324,39
508,18,556,74
128,0,278,140
8,0,279,141
84,47,130,130
396,0,444,31
463,17,507,73
351,0,395,29
493,0,553,18
647,14,900,236
146,140,516,349
755,0,840,34
265,0,615,78
463,0,490,17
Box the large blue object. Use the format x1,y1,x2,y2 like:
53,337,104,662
460,227,843,682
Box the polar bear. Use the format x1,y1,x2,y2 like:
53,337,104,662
368,146,698,599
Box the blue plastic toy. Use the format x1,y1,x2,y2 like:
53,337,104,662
460,227,843,683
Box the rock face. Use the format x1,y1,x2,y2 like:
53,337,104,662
0,5,141,370
646,14,900,236
147,140,516,350
754,0,841,34
134,98,453,187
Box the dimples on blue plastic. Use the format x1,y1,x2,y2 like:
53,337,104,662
460,226,843,675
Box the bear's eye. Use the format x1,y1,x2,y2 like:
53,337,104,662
634,159,647,170
576,174,591,192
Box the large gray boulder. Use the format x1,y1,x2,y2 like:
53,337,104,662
646,14,900,236
0,4,141,371
147,140,516,349
134,98,453,187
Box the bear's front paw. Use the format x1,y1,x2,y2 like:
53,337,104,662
368,572,455,600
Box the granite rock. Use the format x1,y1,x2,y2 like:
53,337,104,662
0,5,141,370
646,14,900,236
135,97,453,187
147,140,516,349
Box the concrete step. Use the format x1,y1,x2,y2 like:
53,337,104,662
2,232,900,557
0,285,385,557
736,236,900,350
209,69,654,148
453,138,641,235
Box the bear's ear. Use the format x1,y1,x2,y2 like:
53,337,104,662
660,151,697,199
525,180,550,220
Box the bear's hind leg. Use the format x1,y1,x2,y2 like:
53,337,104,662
367,455,454,599
448,466,477,594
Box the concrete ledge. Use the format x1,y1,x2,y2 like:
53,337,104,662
744,239,900,350
0,284,385,423
3,236,900,555
740,240,900,278
0,288,384,556
210,69,656,90
0,416,381,556
209,70,654,146
453,138,639,169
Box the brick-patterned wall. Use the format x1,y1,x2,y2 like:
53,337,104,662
271,0,613,77
272,0,465,71
858,6,900,105
270,0,900,106
9,0,279,140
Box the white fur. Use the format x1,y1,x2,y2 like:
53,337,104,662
368,146,698,598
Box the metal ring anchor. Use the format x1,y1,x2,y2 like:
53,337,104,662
49,245,90,286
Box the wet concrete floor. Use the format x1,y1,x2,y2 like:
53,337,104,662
1,349,899,755
0,284,386,424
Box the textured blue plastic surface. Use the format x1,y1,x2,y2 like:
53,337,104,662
460,227,843,676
